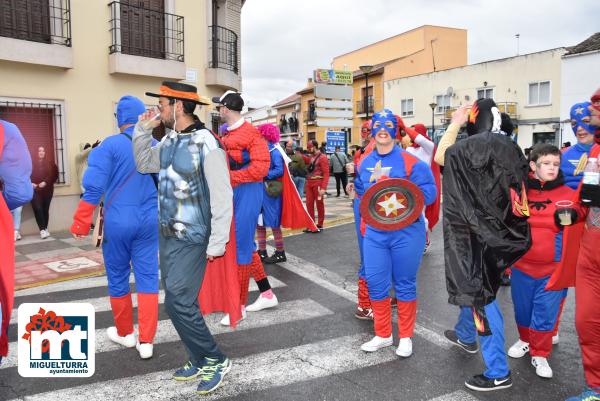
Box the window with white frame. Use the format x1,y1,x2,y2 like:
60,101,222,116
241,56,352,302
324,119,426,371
401,99,414,117
435,95,451,114
476,87,494,100
528,81,551,106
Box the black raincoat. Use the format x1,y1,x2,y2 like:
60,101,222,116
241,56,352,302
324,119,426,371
443,132,531,307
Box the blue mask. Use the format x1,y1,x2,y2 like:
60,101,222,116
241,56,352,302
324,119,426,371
570,102,596,135
370,109,397,138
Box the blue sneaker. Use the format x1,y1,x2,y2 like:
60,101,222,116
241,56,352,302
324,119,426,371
566,388,600,401
172,361,201,381
196,357,232,395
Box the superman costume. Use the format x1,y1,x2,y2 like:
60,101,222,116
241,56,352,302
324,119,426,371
355,110,436,356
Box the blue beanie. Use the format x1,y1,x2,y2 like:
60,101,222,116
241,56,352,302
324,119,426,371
116,95,146,127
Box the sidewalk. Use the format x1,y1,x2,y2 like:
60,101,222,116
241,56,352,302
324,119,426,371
13,180,355,290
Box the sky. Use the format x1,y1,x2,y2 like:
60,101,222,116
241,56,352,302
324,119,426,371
240,0,599,108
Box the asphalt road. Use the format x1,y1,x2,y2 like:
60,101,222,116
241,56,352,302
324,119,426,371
0,221,586,401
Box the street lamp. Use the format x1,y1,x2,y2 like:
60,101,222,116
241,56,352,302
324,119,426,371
429,102,437,138
359,65,374,120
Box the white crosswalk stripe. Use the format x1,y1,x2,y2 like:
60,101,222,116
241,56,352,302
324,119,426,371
10,276,286,324
1,298,333,370
5,250,468,401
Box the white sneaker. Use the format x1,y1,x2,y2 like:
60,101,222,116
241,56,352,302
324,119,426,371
14,231,21,241
136,342,153,359
246,293,279,312
220,307,247,326
360,335,393,352
40,230,48,239
396,337,413,357
531,356,553,378
106,326,136,348
508,339,529,358
552,334,559,345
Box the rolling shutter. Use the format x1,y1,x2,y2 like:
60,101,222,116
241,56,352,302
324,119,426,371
120,0,165,59
0,106,55,165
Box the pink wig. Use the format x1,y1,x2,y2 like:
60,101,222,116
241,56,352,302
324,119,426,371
258,123,281,144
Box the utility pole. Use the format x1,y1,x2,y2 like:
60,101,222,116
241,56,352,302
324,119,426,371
515,33,520,56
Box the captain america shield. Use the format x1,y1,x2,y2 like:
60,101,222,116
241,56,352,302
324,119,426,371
359,178,424,231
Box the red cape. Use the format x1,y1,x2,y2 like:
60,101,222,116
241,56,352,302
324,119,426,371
280,161,318,231
199,220,242,327
425,154,442,231
0,122,15,357
197,133,242,328
546,144,600,290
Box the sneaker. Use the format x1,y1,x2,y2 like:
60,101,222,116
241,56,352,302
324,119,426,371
14,230,22,241
396,337,412,357
302,228,320,234
196,357,232,395
106,326,136,348
220,307,247,326
136,342,153,359
360,335,393,352
264,250,287,264
354,306,373,320
444,330,479,354
531,356,553,378
257,249,268,262
465,373,512,392
40,229,50,239
507,339,529,358
552,334,559,345
566,388,600,401
172,361,202,381
246,293,278,312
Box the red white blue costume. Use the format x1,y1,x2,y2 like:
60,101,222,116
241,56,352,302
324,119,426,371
354,109,437,347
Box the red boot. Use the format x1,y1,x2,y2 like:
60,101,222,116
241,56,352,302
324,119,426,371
360,298,393,352
396,299,417,338
107,293,136,348
137,293,158,343
355,277,373,320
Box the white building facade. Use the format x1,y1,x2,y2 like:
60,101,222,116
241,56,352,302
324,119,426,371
384,48,566,150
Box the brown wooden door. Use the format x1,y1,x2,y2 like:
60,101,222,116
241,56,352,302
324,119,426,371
120,0,165,59
0,0,51,43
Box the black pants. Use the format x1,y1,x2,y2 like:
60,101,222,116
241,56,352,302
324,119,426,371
334,172,348,196
31,188,53,230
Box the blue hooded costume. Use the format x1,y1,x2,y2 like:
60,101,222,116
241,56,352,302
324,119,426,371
71,96,159,345
561,102,595,190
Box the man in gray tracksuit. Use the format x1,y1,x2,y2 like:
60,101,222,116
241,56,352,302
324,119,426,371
133,81,233,395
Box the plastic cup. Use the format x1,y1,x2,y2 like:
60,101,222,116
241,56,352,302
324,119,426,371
556,200,574,226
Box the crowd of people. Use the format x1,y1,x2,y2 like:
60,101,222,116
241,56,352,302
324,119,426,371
0,81,599,400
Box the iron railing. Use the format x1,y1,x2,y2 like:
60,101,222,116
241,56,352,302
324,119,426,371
108,1,184,62
208,25,238,73
303,110,316,124
0,101,66,184
0,0,71,46
356,97,374,115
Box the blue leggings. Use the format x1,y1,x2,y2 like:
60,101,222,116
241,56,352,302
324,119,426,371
233,182,263,264
363,220,425,301
353,199,365,279
454,302,509,379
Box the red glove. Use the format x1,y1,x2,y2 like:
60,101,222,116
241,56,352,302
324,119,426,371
403,125,420,142
71,200,96,235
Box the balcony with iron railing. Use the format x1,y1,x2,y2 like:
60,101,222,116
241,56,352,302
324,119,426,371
356,97,375,116
0,0,73,68
303,110,316,125
441,102,519,125
206,25,240,91
107,1,186,79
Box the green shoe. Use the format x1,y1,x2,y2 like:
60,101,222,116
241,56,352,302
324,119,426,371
196,357,232,395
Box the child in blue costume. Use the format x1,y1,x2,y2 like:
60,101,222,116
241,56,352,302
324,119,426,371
355,109,437,358
71,96,159,359
561,101,596,190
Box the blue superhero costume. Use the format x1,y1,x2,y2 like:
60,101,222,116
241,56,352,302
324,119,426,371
260,143,284,228
561,102,595,190
355,109,436,346
71,96,159,345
